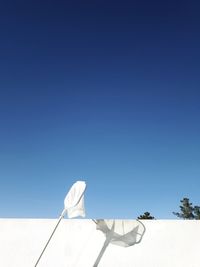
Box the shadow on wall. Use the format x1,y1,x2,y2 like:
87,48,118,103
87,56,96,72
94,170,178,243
92,219,146,267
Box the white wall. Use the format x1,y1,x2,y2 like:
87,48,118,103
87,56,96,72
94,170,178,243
0,219,199,267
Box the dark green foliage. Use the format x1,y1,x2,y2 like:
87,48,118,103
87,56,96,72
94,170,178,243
173,198,194,219
137,212,155,220
173,198,200,220
193,206,200,220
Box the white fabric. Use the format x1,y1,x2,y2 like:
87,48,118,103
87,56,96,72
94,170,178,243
63,181,86,218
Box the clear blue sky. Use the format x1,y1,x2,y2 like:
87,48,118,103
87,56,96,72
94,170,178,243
0,0,200,219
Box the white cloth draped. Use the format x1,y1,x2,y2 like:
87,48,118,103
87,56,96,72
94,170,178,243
63,181,86,218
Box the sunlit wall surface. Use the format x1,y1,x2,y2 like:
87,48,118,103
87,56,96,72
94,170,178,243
0,219,199,267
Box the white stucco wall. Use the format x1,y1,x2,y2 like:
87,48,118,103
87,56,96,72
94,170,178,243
0,219,199,267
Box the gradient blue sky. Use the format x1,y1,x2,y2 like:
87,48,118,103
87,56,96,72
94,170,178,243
0,0,200,219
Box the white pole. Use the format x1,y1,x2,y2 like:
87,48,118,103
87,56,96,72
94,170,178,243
34,180,86,266
34,214,64,267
